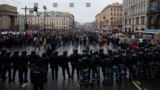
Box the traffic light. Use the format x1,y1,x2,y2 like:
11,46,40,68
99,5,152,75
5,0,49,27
34,3,38,12
34,7,37,12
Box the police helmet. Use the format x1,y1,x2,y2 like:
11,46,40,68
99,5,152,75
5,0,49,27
14,51,19,55
63,51,68,55
54,51,58,55
31,51,36,55
22,51,27,55
73,49,78,53
99,49,103,53
2,50,7,54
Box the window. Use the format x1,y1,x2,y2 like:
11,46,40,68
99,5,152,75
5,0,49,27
129,19,131,25
136,17,139,25
111,8,112,11
141,16,145,25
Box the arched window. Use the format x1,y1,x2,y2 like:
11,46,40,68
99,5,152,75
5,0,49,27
149,16,155,29
157,15,160,29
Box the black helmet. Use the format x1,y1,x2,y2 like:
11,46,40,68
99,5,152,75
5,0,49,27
73,49,78,53
2,50,7,54
99,49,103,53
42,53,46,57
6,52,11,56
14,51,19,55
22,51,27,55
83,49,88,53
63,51,67,55
54,51,58,55
31,51,36,55
108,49,112,54
94,51,99,54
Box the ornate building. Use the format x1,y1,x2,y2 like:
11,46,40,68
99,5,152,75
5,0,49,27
16,11,74,30
147,0,160,29
0,4,18,30
96,3,122,31
123,0,148,34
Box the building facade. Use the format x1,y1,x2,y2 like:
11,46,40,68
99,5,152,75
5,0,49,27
95,13,101,29
0,4,17,30
123,0,148,34
16,11,74,30
96,3,122,31
147,0,160,29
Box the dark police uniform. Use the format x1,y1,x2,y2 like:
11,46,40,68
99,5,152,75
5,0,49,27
49,51,59,80
11,51,19,81
18,51,28,83
59,51,71,79
70,49,80,79
30,59,46,90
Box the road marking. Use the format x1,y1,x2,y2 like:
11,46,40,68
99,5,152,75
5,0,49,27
68,47,74,56
22,83,28,87
132,81,143,90
78,45,81,54
135,80,141,85
78,83,80,87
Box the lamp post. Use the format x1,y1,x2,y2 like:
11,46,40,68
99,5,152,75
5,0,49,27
43,5,47,31
124,11,127,34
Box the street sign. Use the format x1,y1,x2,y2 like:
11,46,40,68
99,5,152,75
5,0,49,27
19,23,25,32
29,9,34,15
34,3,38,7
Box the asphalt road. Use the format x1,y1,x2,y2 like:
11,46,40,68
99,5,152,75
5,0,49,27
0,44,159,90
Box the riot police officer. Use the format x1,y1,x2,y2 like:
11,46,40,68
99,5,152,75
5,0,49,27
0,50,6,81
41,53,49,82
59,51,71,80
90,51,101,86
128,51,138,80
1,51,11,82
49,51,59,80
30,59,46,90
101,54,112,85
11,51,19,82
112,52,123,81
18,51,28,83
70,49,80,79
6,52,12,82
79,50,90,86
28,51,40,67
120,50,128,79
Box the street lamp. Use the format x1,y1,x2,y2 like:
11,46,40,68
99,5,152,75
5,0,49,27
124,11,127,34
43,5,47,31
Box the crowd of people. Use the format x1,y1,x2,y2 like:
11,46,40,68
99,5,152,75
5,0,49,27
0,30,160,90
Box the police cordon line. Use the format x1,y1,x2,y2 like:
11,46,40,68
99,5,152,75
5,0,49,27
0,46,160,88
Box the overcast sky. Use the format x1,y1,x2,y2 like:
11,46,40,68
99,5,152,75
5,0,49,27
0,0,122,23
